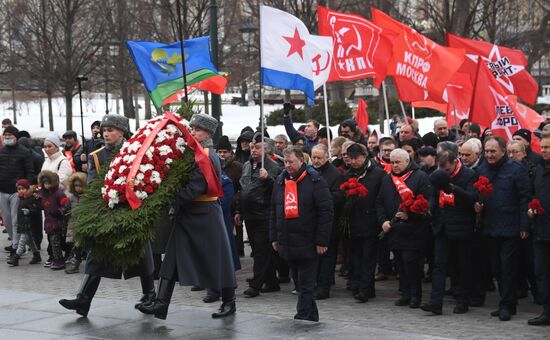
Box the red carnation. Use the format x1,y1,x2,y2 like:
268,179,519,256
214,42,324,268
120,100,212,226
410,194,429,214
528,198,545,216
145,185,154,194
474,176,493,199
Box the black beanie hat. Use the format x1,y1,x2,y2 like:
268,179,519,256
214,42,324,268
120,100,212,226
513,128,531,143
3,125,19,137
422,132,438,149
216,135,233,152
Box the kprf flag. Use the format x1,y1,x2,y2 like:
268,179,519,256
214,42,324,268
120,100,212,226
356,99,369,135
447,33,538,106
470,60,542,141
126,37,226,109
371,8,464,102
317,6,394,88
260,6,332,104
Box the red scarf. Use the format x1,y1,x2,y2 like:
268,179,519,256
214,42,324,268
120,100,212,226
439,161,462,208
391,170,413,202
284,170,308,219
375,156,392,174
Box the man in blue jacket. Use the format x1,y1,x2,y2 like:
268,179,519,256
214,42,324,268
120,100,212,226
475,136,530,321
528,132,550,326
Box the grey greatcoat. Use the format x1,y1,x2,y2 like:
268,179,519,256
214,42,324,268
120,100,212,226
160,147,236,291
84,140,154,280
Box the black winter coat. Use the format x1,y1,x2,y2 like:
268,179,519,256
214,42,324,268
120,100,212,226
315,161,344,240
532,161,550,241
238,157,280,220
0,144,35,194
476,156,530,237
431,164,478,240
376,163,432,250
270,165,333,261
343,159,386,238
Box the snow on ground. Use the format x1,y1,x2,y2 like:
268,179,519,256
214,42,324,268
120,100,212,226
1,93,440,141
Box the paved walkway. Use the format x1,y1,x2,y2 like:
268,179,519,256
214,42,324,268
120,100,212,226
0,245,548,339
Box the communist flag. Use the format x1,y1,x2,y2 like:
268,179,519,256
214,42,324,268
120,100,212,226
447,33,538,106
470,61,543,141
318,6,395,87
371,8,464,102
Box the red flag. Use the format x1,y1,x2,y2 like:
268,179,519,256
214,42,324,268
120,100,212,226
372,9,465,102
470,60,542,141
447,33,538,106
412,101,448,113
444,72,473,126
516,102,545,152
318,6,395,88
356,99,369,134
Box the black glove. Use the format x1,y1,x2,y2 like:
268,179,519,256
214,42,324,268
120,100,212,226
283,102,295,115
430,169,450,191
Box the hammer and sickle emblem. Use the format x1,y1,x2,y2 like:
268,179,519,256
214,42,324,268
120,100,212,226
285,192,297,204
312,52,331,76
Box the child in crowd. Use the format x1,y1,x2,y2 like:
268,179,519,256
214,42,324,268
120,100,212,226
37,170,70,270
7,179,41,266
64,172,87,274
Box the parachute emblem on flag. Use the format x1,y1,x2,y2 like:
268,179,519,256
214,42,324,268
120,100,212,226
151,49,187,75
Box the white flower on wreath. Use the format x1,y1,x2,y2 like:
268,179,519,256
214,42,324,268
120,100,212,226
135,191,148,200
158,145,172,156
139,164,154,173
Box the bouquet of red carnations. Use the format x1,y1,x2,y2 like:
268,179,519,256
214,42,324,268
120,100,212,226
379,194,430,239
338,177,369,236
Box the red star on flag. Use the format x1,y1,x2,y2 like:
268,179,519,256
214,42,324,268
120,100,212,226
283,27,306,59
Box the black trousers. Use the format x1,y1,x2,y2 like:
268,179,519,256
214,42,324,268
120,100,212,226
430,235,472,305
398,249,423,302
349,236,378,295
534,240,550,315
489,237,520,309
316,237,338,288
518,236,537,299
246,219,278,290
377,236,393,275
470,232,490,304
234,222,244,256
289,257,319,322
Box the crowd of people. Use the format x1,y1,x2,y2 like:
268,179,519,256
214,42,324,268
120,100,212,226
1,104,550,325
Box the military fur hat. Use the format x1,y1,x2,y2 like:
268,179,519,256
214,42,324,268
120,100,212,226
189,113,218,135
100,114,129,134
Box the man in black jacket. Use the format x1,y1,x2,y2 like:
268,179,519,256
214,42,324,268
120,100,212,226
311,144,343,300
0,126,35,253
376,148,432,308
270,146,333,322
237,135,281,298
421,142,478,315
344,143,386,303
528,133,550,326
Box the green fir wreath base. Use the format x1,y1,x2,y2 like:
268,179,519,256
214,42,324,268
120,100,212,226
72,149,195,270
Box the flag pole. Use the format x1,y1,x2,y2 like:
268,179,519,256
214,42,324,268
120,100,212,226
411,106,415,120
453,104,458,131
176,0,189,103
259,5,265,169
382,80,390,134
398,100,407,121
323,84,331,157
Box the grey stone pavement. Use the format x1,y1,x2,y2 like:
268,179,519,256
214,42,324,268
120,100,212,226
0,242,548,339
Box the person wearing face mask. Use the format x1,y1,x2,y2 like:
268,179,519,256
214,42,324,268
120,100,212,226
0,126,35,255
310,144,344,300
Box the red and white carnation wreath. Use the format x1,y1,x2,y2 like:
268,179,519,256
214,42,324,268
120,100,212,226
101,116,189,208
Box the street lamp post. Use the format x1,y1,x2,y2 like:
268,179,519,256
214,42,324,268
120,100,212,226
239,19,257,107
76,75,88,139
210,0,222,142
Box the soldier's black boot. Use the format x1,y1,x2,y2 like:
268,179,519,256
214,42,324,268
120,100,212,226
135,274,156,309
138,278,175,320
212,287,236,318
59,275,101,317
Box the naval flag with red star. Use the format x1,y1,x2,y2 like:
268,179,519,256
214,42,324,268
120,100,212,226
260,6,332,104
447,33,539,106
